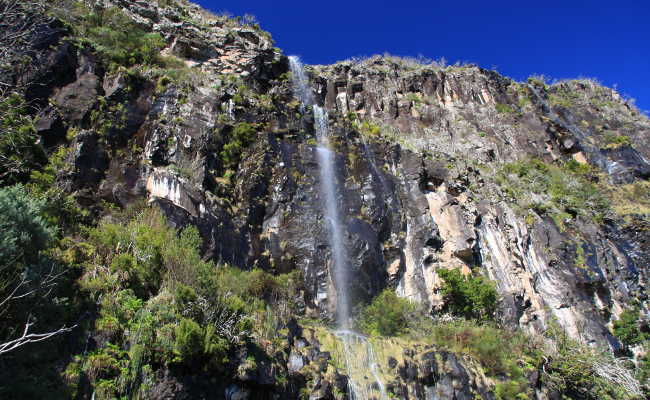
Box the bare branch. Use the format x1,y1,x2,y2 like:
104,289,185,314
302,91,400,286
0,321,76,356
593,357,643,397
1,258,74,355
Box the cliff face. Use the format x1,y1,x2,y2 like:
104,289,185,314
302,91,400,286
2,0,649,399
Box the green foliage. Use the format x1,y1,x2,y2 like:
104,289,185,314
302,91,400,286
638,354,650,396
0,93,45,185
527,75,548,89
603,132,632,149
495,103,515,114
437,268,498,321
74,6,166,70
601,180,650,217
29,146,70,191
174,318,205,361
220,122,258,171
81,209,216,298
352,120,382,137
0,185,55,270
405,92,422,104
496,158,610,227
613,308,647,348
548,84,584,109
543,323,642,399
423,321,540,377
0,184,84,398
358,289,416,336
68,206,301,396
0,185,58,344
495,380,530,400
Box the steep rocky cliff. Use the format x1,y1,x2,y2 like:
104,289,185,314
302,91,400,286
0,1,648,399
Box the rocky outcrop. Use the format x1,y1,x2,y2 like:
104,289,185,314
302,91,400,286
8,0,648,397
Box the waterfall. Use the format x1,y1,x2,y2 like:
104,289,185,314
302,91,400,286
288,56,314,111
314,105,350,327
288,56,387,400
289,56,350,327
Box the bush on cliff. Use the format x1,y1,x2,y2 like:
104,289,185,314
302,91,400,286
54,2,166,70
0,93,45,186
496,158,609,227
613,308,647,348
83,7,166,68
543,323,643,400
437,268,498,321
220,122,258,172
358,289,417,336
58,205,302,398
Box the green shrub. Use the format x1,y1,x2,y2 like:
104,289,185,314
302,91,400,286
603,132,632,149
0,185,60,350
408,320,543,389
220,122,258,171
82,209,215,298
174,318,204,362
495,103,514,114
352,120,382,137
495,380,529,400
0,185,54,269
527,75,548,88
638,354,650,397
358,289,416,336
73,206,303,394
613,308,646,348
437,268,498,321
0,93,45,185
496,158,610,226
543,323,642,399
75,6,166,69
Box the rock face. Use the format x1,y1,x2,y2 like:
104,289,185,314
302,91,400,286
7,0,649,398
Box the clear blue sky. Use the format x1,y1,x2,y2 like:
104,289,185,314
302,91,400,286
195,0,650,111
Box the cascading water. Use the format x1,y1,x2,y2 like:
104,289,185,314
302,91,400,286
288,56,313,110
288,56,387,400
313,105,351,327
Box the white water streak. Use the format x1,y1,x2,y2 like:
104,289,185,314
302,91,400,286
314,106,350,327
288,55,386,400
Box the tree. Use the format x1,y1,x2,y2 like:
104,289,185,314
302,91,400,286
0,185,76,356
